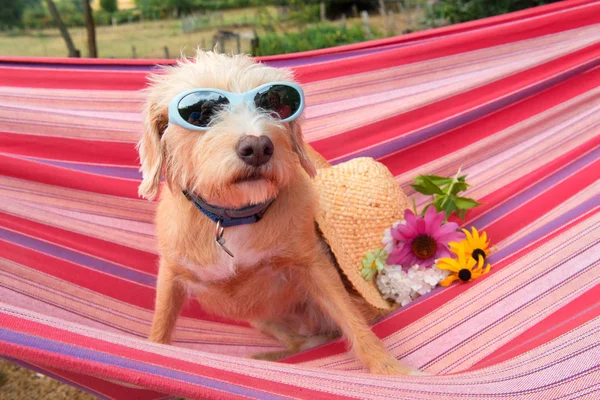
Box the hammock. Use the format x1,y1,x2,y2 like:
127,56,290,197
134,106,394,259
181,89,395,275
1,0,599,398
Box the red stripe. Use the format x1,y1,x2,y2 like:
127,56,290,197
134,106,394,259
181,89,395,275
0,239,156,308
381,61,600,176
312,42,600,161
469,284,600,370
28,363,167,400
0,132,140,166
0,343,247,400
0,238,243,323
482,157,600,243
0,154,140,198
0,313,353,400
0,57,174,66
0,67,149,90
0,212,158,275
282,204,600,364
455,139,600,226
292,1,600,83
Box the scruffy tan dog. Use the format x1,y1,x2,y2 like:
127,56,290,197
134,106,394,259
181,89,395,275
138,50,415,375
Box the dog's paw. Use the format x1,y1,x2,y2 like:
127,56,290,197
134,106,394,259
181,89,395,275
147,333,170,345
368,358,423,376
250,350,294,362
408,369,432,376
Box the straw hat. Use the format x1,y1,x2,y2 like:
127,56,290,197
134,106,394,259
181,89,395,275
305,145,410,310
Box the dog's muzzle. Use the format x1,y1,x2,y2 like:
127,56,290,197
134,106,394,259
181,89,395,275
236,135,273,168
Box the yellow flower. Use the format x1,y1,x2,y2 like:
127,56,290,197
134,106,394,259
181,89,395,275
449,226,490,263
436,242,490,286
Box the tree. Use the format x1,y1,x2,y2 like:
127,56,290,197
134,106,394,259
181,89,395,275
426,0,563,24
82,0,98,57
100,0,118,13
44,0,80,57
1,0,41,28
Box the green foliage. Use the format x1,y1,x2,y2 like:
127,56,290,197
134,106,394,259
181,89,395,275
411,168,481,221
94,8,140,25
0,0,41,28
254,23,377,56
22,4,52,29
20,0,85,28
425,0,562,24
282,0,321,25
100,0,118,13
47,0,85,27
134,0,262,18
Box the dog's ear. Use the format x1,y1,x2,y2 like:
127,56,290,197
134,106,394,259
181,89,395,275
137,100,167,200
290,121,317,179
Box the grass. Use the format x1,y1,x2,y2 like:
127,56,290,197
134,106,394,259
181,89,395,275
0,359,96,400
0,7,265,59
0,6,423,59
0,21,246,59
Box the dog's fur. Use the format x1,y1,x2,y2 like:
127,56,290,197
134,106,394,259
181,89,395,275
138,50,414,375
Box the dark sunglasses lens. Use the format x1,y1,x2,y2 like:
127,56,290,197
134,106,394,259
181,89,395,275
254,85,301,120
178,92,230,128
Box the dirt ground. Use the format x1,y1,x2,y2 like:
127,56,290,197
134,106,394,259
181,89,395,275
0,359,97,400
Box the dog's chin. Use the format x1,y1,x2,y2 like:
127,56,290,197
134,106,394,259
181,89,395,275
233,179,279,206
197,177,280,209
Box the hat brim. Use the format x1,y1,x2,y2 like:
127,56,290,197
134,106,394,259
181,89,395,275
311,157,410,310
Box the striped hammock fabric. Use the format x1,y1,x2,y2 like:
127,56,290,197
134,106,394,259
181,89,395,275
1,0,599,398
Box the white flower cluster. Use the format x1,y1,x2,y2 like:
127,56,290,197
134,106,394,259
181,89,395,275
376,264,450,306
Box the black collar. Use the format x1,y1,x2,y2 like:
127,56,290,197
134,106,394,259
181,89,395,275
182,190,274,228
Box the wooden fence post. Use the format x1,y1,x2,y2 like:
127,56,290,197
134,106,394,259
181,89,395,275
361,11,372,38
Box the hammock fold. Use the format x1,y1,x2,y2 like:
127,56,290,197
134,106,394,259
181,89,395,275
1,0,599,398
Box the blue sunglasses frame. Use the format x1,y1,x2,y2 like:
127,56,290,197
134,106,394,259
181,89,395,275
167,81,305,131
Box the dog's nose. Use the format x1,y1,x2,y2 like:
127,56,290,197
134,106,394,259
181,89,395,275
236,136,274,167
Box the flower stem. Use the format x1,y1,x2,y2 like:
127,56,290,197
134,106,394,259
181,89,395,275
438,166,463,222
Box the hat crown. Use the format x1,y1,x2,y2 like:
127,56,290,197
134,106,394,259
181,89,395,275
313,157,410,310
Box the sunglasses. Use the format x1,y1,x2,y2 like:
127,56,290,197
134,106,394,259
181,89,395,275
167,81,305,131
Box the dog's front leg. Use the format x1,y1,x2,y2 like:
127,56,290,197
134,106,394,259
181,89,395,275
149,258,186,345
306,252,415,375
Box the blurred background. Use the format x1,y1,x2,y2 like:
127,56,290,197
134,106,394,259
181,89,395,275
0,0,561,59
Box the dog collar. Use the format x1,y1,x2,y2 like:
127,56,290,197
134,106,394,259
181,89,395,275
183,190,274,228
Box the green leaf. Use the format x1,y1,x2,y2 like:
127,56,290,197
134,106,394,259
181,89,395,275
417,175,453,186
410,184,430,195
410,179,443,196
450,182,469,196
454,197,481,209
420,176,445,195
412,175,425,185
444,197,456,221
434,195,446,212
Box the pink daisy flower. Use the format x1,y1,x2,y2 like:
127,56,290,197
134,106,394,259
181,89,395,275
387,207,464,269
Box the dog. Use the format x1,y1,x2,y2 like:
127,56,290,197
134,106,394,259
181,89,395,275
137,50,416,375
